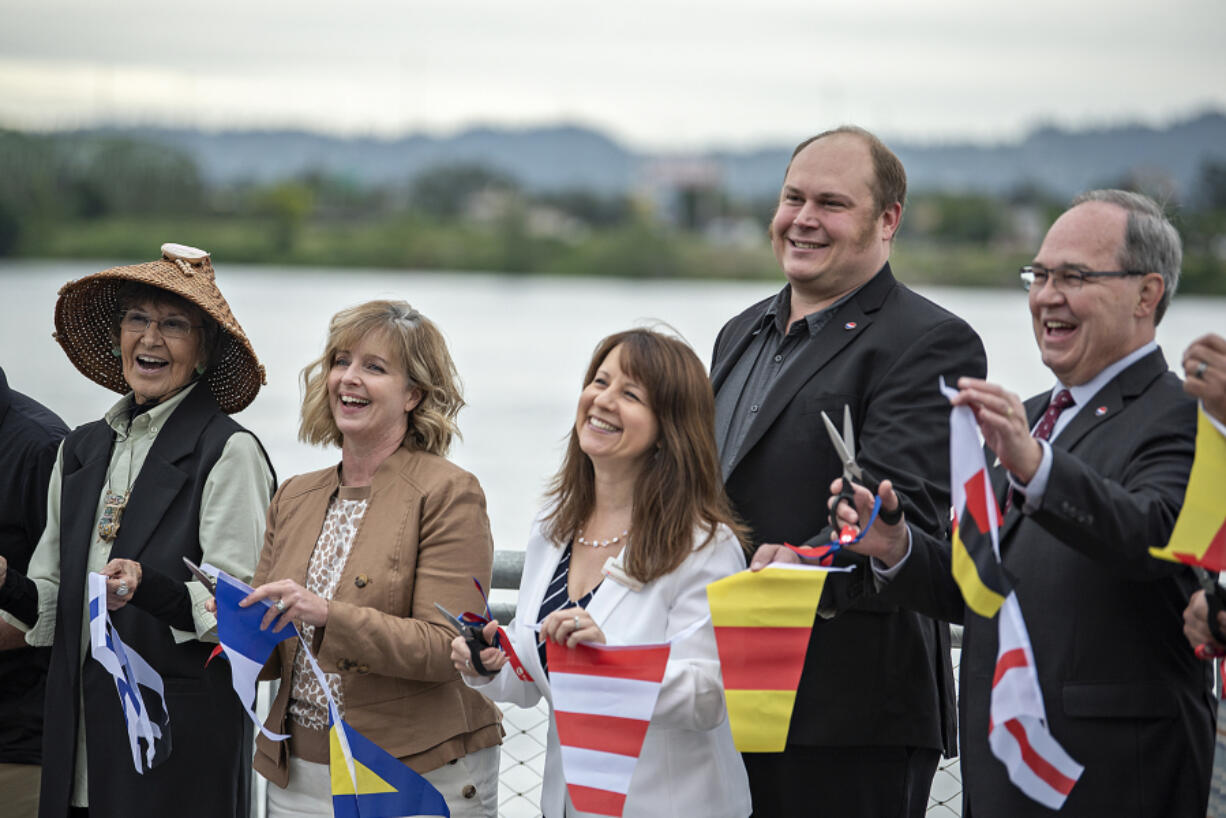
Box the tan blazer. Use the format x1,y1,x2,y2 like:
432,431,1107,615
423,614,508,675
253,446,502,786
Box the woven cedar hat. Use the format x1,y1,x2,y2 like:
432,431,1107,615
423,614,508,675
53,243,266,414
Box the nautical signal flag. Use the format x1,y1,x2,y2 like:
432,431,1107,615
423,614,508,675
989,594,1084,809
937,380,1082,808
329,702,450,818
705,564,832,752
547,639,671,817
87,572,172,773
211,566,450,817
1149,407,1226,569
941,377,1010,618
212,569,297,740
286,614,450,818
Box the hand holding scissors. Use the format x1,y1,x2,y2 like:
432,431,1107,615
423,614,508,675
436,602,503,677
822,405,903,542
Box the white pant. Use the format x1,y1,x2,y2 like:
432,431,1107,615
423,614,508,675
267,745,500,818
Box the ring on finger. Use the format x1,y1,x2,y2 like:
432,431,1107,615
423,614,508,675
1195,360,1209,380
116,581,130,598
1005,406,1014,418
573,615,581,630
274,598,286,613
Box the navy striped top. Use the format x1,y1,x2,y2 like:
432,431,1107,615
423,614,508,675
536,541,601,675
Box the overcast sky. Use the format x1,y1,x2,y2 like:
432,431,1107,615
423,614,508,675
2,0,1222,150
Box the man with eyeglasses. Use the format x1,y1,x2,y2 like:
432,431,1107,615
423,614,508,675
784,189,1214,816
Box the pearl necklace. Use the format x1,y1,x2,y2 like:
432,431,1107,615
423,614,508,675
576,528,628,548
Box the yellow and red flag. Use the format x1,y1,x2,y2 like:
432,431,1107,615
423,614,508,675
706,565,832,752
1150,407,1226,569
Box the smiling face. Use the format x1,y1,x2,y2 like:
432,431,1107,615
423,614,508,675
575,344,660,474
1030,201,1161,386
119,300,207,404
327,332,423,450
770,134,899,304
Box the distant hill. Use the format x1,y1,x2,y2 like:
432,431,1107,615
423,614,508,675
68,111,1226,200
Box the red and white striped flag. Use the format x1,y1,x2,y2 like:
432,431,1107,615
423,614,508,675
546,639,671,817
989,591,1084,808
937,378,1083,807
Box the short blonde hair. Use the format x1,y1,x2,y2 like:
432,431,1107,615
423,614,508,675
299,300,464,456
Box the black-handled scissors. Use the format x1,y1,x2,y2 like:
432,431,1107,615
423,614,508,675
821,405,903,532
434,602,501,677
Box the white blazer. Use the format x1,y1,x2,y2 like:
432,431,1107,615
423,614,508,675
468,517,752,818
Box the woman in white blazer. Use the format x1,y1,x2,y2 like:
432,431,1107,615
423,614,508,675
452,328,752,818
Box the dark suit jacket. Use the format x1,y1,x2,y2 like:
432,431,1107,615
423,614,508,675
0,367,66,764
712,263,985,753
890,348,1215,817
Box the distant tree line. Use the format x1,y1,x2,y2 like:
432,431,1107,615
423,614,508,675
1,129,1223,293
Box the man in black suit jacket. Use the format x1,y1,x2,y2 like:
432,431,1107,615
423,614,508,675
815,190,1215,816
712,126,986,817
0,368,67,818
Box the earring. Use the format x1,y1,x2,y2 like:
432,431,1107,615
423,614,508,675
195,363,206,375
111,346,121,357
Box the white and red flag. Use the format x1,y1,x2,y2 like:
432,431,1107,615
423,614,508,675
989,593,1084,809
546,639,671,817
939,379,1084,808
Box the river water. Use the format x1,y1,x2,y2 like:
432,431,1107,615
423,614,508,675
3,260,1222,561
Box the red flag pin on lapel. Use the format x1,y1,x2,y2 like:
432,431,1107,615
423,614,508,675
844,321,857,330
1095,406,1108,417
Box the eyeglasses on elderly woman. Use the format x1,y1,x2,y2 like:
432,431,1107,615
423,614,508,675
119,310,202,339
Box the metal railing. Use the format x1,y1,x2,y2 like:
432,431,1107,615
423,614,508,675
488,550,965,817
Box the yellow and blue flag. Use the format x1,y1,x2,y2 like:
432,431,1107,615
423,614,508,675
328,701,450,818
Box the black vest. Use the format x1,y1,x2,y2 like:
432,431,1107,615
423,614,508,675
40,385,273,818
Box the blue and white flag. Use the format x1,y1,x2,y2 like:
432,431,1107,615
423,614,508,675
212,568,298,740
87,572,172,773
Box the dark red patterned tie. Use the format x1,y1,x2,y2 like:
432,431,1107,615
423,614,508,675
1033,389,1075,441
1005,389,1075,512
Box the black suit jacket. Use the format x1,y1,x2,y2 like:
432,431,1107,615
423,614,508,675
891,348,1214,817
0,367,66,764
712,264,986,753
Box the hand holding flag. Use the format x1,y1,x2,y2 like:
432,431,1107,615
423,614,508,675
211,569,299,740
936,379,1083,808
212,565,452,815
87,572,172,773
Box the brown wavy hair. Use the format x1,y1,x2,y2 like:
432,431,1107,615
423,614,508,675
298,300,464,456
543,329,748,583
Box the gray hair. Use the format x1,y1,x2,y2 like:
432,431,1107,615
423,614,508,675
1071,189,1181,325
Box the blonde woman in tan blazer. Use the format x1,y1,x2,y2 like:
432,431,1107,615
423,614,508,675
242,300,502,817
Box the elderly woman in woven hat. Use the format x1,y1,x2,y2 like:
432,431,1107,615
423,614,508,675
236,300,502,817
0,243,276,818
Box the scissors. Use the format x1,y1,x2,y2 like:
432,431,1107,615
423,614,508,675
182,557,217,596
434,602,501,677
821,405,903,540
